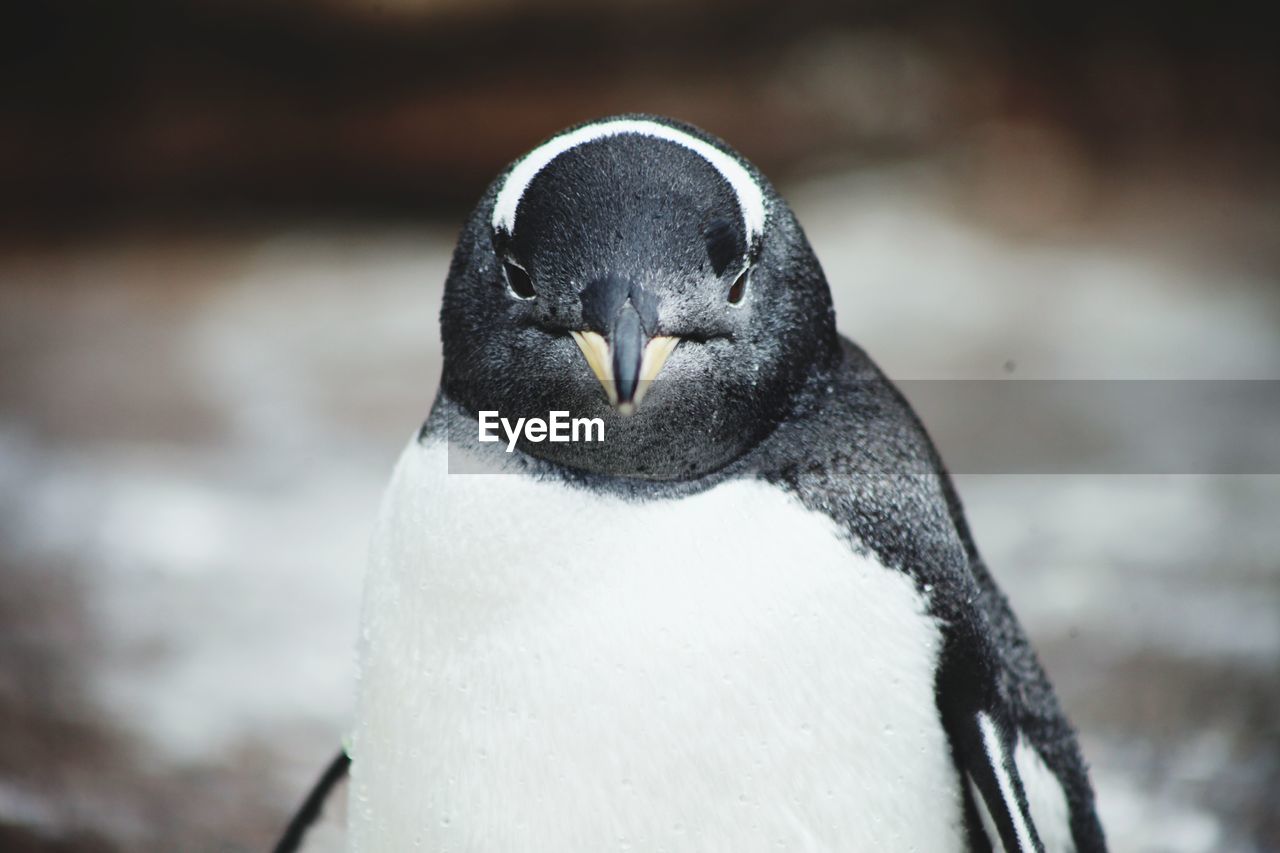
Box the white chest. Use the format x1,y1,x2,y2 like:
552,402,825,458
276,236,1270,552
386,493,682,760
348,439,964,851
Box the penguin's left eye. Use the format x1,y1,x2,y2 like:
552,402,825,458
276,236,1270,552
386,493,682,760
503,259,536,300
728,266,750,305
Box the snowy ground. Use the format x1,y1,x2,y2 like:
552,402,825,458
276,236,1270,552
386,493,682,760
1,165,1277,851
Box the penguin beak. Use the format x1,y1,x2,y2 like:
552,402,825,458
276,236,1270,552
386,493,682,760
570,322,679,416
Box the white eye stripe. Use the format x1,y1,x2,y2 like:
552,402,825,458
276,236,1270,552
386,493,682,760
491,118,766,245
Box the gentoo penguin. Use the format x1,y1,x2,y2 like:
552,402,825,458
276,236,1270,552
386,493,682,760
275,115,1106,853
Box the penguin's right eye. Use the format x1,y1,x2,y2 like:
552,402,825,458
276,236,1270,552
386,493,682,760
503,259,536,300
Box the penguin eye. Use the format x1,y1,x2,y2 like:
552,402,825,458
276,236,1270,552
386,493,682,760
503,259,536,300
728,266,750,305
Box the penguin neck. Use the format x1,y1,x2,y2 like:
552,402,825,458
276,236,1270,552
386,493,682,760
422,346,848,499
418,393,730,500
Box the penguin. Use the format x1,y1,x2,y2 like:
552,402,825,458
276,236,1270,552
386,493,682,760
275,115,1106,853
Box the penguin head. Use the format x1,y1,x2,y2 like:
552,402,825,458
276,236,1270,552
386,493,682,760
441,115,838,480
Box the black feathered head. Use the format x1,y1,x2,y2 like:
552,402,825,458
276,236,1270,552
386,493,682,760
440,115,838,480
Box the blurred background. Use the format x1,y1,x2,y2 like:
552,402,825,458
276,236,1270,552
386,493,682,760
1,1,1277,850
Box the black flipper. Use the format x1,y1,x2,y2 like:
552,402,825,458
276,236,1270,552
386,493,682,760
956,708,1045,852
273,748,351,853
936,616,1045,853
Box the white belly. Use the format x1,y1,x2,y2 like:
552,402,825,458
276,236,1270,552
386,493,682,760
347,438,964,852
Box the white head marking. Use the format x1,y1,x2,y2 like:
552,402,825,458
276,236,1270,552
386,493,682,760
491,118,767,245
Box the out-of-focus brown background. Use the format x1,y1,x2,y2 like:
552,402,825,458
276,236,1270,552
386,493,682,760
1,1,1277,851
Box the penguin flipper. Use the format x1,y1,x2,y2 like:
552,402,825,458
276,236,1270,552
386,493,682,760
273,748,351,853
952,708,1046,853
